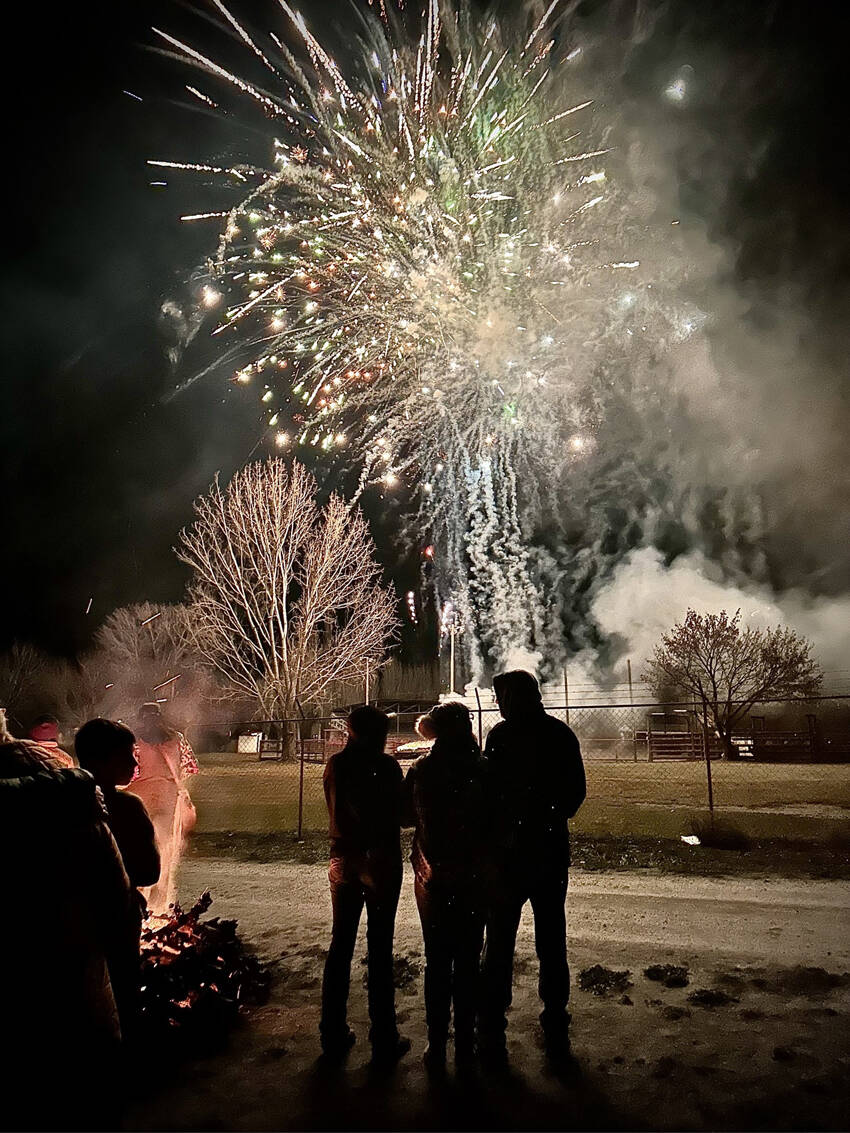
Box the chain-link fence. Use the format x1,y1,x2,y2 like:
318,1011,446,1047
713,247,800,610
185,697,850,843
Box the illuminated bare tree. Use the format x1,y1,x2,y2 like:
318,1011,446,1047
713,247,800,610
644,609,823,758
178,459,397,728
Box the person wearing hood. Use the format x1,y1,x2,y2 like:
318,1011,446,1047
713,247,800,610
320,704,409,1063
0,738,134,1129
479,669,586,1063
403,701,488,1071
26,713,75,767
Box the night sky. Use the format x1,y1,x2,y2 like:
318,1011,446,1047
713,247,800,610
2,0,848,658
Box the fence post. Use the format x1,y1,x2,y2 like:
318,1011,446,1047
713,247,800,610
806,714,819,761
474,687,483,750
701,714,715,826
294,700,306,842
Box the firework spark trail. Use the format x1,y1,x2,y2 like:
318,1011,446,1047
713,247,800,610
160,0,700,679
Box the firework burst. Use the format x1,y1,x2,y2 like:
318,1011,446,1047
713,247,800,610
157,0,698,679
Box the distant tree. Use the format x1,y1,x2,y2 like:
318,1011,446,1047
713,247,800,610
0,642,52,731
643,608,823,758
178,460,397,738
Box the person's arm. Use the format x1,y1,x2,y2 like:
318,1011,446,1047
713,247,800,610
563,728,587,819
122,795,161,887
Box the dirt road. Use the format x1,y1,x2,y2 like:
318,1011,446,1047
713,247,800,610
127,862,850,1131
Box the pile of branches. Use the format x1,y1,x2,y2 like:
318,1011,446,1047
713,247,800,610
138,891,271,1054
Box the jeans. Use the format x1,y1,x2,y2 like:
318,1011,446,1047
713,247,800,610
480,873,570,1044
414,878,485,1046
320,855,402,1045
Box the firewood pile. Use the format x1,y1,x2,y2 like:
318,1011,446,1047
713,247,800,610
138,891,271,1053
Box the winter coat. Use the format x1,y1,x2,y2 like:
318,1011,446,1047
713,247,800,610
0,759,134,1054
403,738,489,890
102,787,160,892
323,740,403,866
484,708,586,879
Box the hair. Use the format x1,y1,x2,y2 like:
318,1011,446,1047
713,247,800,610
31,714,59,728
415,713,437,741
428,701,478,748
347,704,390,748
75,718,136,769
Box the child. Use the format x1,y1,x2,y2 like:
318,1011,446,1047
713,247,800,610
75,718,160,1032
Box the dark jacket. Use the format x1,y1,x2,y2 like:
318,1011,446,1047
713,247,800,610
102,786,161,891
403,738,488,889
484,709,586,877
323,740,403,863
0,763,134,1050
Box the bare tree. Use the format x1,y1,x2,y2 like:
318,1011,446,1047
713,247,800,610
643,608,823,758
177,460,398,732
93,601,218,725
0,642,51,731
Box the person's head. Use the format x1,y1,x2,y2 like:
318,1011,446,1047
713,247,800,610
427,701,476,749
346,705,390,751
27,714,60,744
74,719,137,787
493,670,543,722
136,703,176,745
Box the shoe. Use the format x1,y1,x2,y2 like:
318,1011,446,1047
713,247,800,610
371,1034,411,1064
320,1028,356,1059
424,1040,447,1074
478,1042,508,1072
454,1039,477,1074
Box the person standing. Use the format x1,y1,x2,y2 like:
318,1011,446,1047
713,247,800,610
0,738,134,1129
479,670,586,1063
403,702,488,1071
75,718,161,1034
129,703,197,914
320,705,409,1062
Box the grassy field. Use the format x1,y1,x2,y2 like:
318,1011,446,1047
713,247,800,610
188,754,850,841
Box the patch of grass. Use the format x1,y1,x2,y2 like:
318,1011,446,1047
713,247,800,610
185,829,850,879
689,817,753,851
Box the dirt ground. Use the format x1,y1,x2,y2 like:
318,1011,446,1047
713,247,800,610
126,860,850,1132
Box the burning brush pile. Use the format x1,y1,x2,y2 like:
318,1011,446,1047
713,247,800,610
138,891,271,1054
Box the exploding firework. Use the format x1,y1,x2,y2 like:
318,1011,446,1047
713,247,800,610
156,0,701,680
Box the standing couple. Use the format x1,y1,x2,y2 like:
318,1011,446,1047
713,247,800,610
319,669,587,1069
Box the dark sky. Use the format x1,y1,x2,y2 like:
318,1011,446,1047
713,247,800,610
2,0,848,658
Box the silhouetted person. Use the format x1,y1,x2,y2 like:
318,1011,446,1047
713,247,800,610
479,670,586,1063
0,739,134,1129
27,712,75,767
403,702,488,1071
320,705,409,1062
76,718,161,1035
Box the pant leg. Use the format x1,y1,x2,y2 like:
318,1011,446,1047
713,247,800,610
529,874,570,1031
448,890,485,1047
415,879,453,1044
320,865,365,1041
363,866,402,1044
479,884,525,1045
